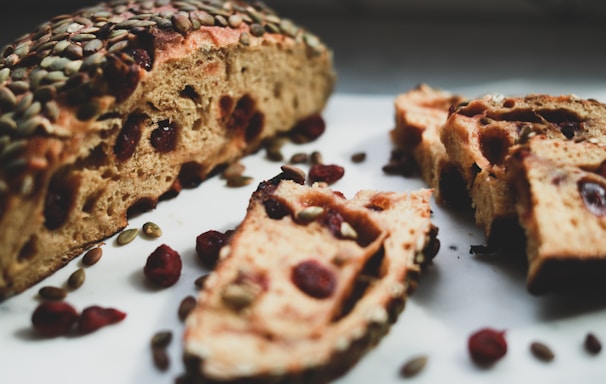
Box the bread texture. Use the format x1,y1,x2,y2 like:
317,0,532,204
507,137,606,294
0,0,335,299
183,172,438,383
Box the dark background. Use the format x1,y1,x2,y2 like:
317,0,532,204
1,0,605,95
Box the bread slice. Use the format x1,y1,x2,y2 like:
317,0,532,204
440,93,606,247
391,83,467,206
183,172,438,383
0,0,335,299
507,137,606,294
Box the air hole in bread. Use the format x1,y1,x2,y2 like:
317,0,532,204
438,163,471,209
17,234,37,262
479,128,512,165
227,94,256,130
180,85,201,104
127,197,157,218
83,190,103,213
219,95,234,120
245,112,264,142
333,246,386,322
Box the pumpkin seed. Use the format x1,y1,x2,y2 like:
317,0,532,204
38,285,68,301
400,355,428,378
82,247,103,266
585,333,602,355
178,295,197,321
296,206,324,223
67,268,86,290
530,341,554,362
142,222,162,238
340,222,358,240
151,330,173,349
152,346,170,371
226,175,253,188
117,228,138,245
280,164,306,184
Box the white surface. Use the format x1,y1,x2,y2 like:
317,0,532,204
2,91,606,383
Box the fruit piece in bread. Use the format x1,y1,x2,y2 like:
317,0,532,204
183,172,439,383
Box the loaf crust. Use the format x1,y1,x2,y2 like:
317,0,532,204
183,173,438,383
0,0,335,299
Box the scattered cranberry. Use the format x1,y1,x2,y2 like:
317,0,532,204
77,306,126,334
31,301,79,337
196,230,230,268
263,197,290,220
144,244,182,287
150,120,178,153
308,164,345,185
114,113,145,161
292,259,337,299
468,328,507,366
289,114,326,144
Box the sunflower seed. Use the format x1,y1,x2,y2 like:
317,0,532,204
400,355,428,378
530,341,554,362
151,330,173,349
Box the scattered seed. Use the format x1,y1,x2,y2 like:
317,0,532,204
221,162,245,180
142,222,162,238
400,355,428,378
67,268,86,290
38,285,68,301
289,152,308,164
117,228,138,245
280,164,306,184
151,330,173,349
82,247,103,266
530,341,554,362
585,333,602,355
310,151,323,165
351,152,366,163
226,174,254,188
178,295,197,321
152,346,170,371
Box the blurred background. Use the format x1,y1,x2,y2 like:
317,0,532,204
1,0,605,96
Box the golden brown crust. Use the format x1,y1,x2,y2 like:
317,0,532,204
0,0,335,298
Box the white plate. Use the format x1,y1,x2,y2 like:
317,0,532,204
1,92,606,384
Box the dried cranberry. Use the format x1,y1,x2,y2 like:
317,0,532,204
31,301,79,337
308,164,345,185
292,259,337,299
114,113,145,161
263,197,290,220
196,230,230,268
321,208,344,238
578,180,606,216
144,244,182,287
77,306,126,334
468,328,507,366
126,47,153,71
150,120,177,152
104,54,141,102
43,180,74,230
289,115,326,144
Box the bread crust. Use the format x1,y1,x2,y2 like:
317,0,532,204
0,0,335,299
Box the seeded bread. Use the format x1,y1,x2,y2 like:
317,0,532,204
507,137,606,294
183,172,439,383
0,0,335,299
391,83,467,206
440,93,606,247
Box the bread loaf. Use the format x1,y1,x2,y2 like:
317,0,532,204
183,172,439,383
0,0,335,299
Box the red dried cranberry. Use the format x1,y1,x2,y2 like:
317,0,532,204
144,244,182,287
579,180,606,216
290,115,326,144
104,54,140,102
31,301,79,337
468,328,507,366
196,230,230,268
126,47,153,71
263,197,290,220
227,94,256,131
150,120,178,152
77,306,126,334
43,180,74,230
308,164,345,185
292,259,337,299
114,113,145,161
321,208,344,238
